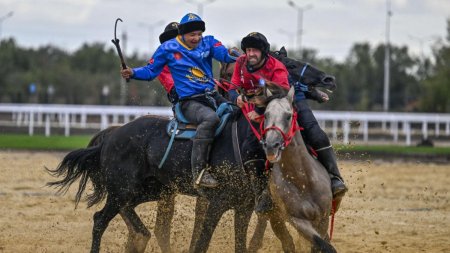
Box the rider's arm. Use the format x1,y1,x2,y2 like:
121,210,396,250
208,36,237,63
132,46,167,81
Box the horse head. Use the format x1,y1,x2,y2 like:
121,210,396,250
270,47,337,91
219,61,235,81
260,86,297,163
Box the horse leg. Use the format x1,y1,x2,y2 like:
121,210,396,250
188,197,208,253
269,213,295,253
120,206,151,253
154,193,176,253
310,217,332,253
91,198,121,253
191,200,228,253
247,215,268,253
289,217,336,253
234,202,253,253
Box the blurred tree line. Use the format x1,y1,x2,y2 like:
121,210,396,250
0,19,448,112
0,39,170,106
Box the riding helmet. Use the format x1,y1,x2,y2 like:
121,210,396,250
178,13,205,35
159,22,179,44
241,32,270,55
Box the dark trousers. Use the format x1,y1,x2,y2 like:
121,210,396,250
180,92,228,139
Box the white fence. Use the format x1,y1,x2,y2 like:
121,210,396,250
1,103,450,146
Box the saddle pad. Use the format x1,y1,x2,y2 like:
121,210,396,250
166,110,232,140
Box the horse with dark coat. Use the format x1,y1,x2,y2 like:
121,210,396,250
47,48,337,253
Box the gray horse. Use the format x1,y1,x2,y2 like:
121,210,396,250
261,86,336,253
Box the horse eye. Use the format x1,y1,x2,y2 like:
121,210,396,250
286,115,291,121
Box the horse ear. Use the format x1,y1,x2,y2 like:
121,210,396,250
279,46,288,57
266,87,273,98
287,86,295,104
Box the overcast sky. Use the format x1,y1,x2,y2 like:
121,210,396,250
0,0,448,62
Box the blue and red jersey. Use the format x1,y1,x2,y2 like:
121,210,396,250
132,35,236,99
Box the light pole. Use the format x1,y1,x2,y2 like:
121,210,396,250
383,0,392,112
0,11,13,40
185,0,217,17
287,1,313,54
138,20,165,53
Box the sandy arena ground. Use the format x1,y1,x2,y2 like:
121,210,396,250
0,150,449,253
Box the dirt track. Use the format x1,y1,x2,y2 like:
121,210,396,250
0,151,449,253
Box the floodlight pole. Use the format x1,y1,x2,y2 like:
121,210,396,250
186,0,217,17
0,11,13,40
383,0,392,112
287,1,313,54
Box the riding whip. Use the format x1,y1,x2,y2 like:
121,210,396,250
111,18,129,82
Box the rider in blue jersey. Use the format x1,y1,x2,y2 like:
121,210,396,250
121,13,237,188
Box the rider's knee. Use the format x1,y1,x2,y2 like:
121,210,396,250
306,125,331,149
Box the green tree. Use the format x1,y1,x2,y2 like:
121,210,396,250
420,19,450,112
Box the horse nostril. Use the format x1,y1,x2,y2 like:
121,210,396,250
322,75,336,89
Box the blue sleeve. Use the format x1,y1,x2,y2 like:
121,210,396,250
228,89,239,103
132,46,167,81
207,36,236,63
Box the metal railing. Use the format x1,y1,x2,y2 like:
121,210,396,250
1,103,449,146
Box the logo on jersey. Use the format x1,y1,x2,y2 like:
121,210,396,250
186,67,209,83
173,52,182,60
149,58,155,64
213,42,222,47
201,51,210,58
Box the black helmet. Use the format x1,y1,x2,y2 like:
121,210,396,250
159,22,179,44
241,32,270,55
178,13,205,35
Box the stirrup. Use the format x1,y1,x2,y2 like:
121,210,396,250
195,169,219,188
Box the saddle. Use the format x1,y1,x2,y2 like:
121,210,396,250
159,102,235,169
166,102,235,139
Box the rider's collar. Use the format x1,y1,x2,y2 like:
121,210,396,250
246,55,268,73
176,35,193,50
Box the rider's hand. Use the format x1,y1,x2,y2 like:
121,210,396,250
121,67,134,79
236,95,245,108
247,111,262,123
228,47,241,58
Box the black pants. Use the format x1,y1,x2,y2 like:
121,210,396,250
295,99,330,149
180,92,228,139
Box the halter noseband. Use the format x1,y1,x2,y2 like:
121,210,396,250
259,110,302,149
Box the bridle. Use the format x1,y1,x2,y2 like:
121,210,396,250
259,108,302,150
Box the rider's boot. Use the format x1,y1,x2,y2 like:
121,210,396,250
316,146,348,198
191,138,218,188
246,160,273,214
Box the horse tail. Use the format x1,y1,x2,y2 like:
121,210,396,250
46,127,120,208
